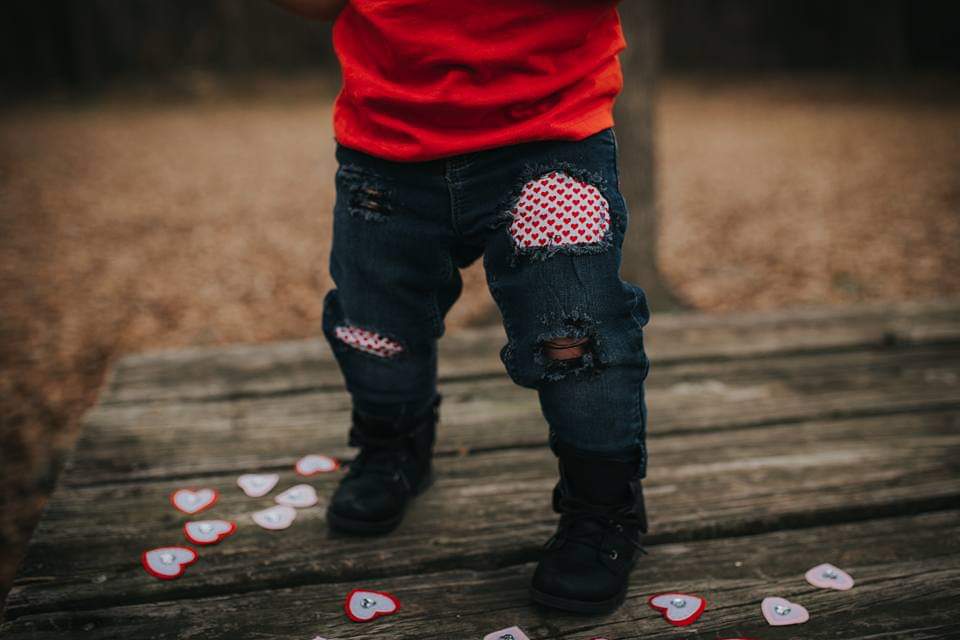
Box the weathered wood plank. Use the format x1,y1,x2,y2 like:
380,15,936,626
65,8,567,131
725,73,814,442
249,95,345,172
66,343,960,484
7,410,959,619
3,510,959,638
102,300,960,404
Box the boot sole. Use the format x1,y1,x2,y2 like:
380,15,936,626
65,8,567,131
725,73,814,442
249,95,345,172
529,585,628,615
326,471,434,536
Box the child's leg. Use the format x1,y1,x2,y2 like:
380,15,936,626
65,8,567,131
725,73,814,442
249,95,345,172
471,128,650,612
321,143,463,533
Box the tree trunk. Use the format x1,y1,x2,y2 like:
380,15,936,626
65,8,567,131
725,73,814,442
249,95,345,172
615,0,687,311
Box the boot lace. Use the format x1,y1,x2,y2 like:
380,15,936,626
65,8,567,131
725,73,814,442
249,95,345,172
547,497,647,560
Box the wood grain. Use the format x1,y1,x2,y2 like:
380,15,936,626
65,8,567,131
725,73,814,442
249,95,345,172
3,511,958,638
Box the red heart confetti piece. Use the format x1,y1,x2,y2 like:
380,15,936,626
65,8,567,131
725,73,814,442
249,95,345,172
141,546,198,580
296,454,340,476
344,589,401,623
170,488,218,515
648,592,707,627
184,519,237,545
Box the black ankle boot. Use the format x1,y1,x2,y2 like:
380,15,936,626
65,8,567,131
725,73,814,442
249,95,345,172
529,443,648,614
326,395,441,535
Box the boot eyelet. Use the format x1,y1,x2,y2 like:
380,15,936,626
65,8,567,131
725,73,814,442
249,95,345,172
608,549,619,560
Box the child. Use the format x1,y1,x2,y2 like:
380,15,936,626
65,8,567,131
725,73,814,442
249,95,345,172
273,0,651,615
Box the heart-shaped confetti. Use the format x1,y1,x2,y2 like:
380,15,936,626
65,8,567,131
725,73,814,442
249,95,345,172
141,546,198,580
296,454,340,476
805,563,854,590
648,592,707,626
237,473,280,498
252,505,297,530
183,519,236,545
275,484,319,508
483,627,530,640
344,589,400,623
170,488,218,514
761,596,810,626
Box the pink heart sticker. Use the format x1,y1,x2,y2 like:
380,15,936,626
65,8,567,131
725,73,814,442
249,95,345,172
170,488,218,514
344,589,400,623
483,626,530,640
252,505,297,530
141,546,198,580
805,563,854,590
183,519,236,545
237,473,280,498
648,592,707,626
296,454,340,476
275,484,318,508
761,596,810,626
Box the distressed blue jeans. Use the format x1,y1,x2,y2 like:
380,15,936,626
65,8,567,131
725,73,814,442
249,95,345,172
321,127,650,473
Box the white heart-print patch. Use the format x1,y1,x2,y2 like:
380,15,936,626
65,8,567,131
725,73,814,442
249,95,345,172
296,454,340,476
805,563,854,590
344,589,400,623
508,170,611,249
761,596,810,626
648,592,707,626
183,519,236,545
237,473,280,498
170,488,218,514
484,627,530,640
252,505,297,530
275,484,318,508
141,546,198,580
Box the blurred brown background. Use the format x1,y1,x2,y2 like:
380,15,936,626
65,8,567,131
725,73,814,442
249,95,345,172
1,0,959,606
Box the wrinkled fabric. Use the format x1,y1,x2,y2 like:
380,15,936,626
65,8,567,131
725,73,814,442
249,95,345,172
322,127,650,470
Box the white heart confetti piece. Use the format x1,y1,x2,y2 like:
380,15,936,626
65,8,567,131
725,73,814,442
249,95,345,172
761,596,810,626
275,484,319,508
344,589,400,623
484,627,530,640
252,505,297,530
170,488,218,514
805,563,854,590
183,519,236,545
237,473,280,498
141,546,197,580
648,592,707,626
296,454,340,476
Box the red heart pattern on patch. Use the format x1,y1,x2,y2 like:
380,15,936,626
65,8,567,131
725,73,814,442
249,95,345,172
805,563,854,590
648,592,707,626
237,473,279,497
170,488,218,514
141,546,197,580
296,454,340,476
252,505,297,530
508,170,610,249
761,596,809,626
275,484,318,508
344,589,400,623
183,519,236,545
483,626,530,640
334,325,403,358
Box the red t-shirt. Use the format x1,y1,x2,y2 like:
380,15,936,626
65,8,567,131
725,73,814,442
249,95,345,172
331,0,626,162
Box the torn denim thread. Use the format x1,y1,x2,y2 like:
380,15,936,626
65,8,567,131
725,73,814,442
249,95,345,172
338,162,395,223
492,160,617,266
534,307,606,382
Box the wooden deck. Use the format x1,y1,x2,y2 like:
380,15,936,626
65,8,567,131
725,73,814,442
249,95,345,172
3,300,960,639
